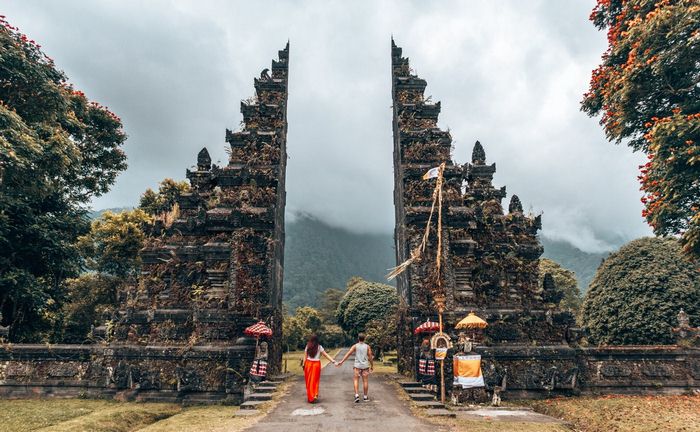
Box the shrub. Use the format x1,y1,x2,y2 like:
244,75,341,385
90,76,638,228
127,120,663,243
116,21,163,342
580,237,700,345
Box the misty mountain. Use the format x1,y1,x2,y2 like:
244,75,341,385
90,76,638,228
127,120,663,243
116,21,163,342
88,207,133,219
540,237,609,292
283,214,396,309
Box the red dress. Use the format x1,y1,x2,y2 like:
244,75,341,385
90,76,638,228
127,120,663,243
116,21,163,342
303,346,323,402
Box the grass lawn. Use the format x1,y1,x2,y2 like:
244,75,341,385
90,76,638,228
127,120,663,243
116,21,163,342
0,399,182,432
427,418,570,432
374,351,398,374
524,394,700,432
282,348,397,375
0,381,292,432
137,406,257,432
37,402,182,432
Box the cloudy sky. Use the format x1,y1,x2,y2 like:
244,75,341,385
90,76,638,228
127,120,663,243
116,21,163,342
5,0,651,252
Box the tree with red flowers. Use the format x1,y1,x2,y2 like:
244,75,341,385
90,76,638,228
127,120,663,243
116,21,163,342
582,0,700,256
0,16,127,341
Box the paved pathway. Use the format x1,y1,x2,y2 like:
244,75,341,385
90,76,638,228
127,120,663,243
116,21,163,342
247,349,441,432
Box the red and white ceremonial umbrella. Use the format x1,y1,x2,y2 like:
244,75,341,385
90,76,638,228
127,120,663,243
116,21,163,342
414,320,440,335
244,321,273,338
245,320,272,354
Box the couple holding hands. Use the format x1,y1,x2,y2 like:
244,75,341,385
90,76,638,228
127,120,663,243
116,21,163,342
302,333,374,404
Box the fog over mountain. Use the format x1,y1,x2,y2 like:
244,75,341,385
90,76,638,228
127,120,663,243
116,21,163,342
6,0,651,254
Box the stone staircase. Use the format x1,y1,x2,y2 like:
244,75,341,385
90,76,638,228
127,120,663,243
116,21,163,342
453,268,475,300
398,380,455,417
240,378,284,411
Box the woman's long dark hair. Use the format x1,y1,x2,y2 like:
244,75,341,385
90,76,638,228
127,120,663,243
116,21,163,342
306,334,319,358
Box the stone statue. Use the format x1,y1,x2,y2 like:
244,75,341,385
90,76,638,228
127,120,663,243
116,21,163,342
678,309,690,329
257,341,269,361
672,308,700,346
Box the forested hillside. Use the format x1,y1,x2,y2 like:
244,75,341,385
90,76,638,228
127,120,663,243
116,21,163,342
283,214,396,309
540,237,608,293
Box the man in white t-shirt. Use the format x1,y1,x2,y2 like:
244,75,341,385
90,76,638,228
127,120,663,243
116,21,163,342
337,333,374,402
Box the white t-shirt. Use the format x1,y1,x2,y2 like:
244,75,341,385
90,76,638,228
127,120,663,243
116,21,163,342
305,345,325,361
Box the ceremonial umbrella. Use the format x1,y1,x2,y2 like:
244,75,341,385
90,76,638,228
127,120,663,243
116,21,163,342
245,321,272,359
414,320,440,335
244,321,273,338
455,312,488,340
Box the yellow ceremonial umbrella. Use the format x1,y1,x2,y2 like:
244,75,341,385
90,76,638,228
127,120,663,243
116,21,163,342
456,312,488,329
455,312,488,341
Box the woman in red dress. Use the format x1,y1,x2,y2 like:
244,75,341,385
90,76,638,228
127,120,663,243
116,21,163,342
302,334,337,403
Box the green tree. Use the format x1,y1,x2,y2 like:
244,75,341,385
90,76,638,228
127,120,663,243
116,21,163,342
539,258,582,312
294,306,323,334
0,18,126,341
364,318,397,360
58,273,121,343
54,209,151,342
78,209,151,278
319,324,346,349
582,0,700,256
336,277,398,336
319,288,344,324
282,314,305,351
580,237,700,345
139,178,190,216
282,306,323,351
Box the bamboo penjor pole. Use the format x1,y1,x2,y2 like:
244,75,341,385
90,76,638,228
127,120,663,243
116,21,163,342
386,162,448,403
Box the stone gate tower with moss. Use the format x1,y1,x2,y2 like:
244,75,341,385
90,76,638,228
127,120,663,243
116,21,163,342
391,40,700,398
0,44,289,404
392,39,578,393
111,42,290,391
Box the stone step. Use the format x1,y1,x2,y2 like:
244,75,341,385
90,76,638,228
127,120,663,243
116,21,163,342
247,393,272,401
399,381,422,389
268,373,292,381
409,393,436,401
241,401,266,410
414,401,445,409
426,408,455,417
254,386,276,393
405,387,428,394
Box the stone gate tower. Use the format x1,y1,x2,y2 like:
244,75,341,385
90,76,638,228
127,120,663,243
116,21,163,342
0,44,289,404
104,43,290,402
390,40,700,399
391,39,574,379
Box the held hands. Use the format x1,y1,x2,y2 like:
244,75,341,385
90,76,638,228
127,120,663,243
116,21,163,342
334,360,342,367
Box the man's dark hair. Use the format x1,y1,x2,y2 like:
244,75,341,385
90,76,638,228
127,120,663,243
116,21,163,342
358,333,366,342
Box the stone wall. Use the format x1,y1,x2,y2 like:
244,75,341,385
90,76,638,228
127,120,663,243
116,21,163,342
579,346,700,395
477,345,700,398
0,342,254,403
